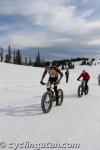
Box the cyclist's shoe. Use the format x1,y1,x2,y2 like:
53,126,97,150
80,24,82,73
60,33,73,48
56,98,59,106
56,101,59,106
40,81,45,85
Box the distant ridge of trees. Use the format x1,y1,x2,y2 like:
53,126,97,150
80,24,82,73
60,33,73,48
0,45,95,68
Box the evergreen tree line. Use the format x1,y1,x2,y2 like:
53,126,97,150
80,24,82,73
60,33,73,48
0,46,42,66
0,46,95,68
0,46,23,65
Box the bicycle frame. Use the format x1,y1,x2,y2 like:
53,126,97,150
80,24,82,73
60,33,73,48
42,82,57,94
81,80,86,87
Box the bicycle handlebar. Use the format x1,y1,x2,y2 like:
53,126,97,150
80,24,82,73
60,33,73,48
40,81,60,87
77,79,83,81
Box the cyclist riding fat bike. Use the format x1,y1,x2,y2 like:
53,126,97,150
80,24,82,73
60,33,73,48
77,70,90,87
40,66,63,105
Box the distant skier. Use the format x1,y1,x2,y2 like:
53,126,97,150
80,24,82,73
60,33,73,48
98,74,100,85
65,68,69,83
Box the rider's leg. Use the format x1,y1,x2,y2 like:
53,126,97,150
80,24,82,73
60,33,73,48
47,78,52,91
66,75,68,83
54,85,59,105
84,80,88,89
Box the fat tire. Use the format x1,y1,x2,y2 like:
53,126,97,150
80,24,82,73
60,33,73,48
41,92,52,113
78,85,83,97
57,89,64,106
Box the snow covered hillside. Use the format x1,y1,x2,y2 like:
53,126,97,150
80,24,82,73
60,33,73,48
0,62,100,150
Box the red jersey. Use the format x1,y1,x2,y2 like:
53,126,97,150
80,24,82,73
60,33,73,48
77,72,90,81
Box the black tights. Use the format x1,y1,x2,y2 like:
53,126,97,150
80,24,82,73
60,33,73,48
48,77,58,101
54,85,58,100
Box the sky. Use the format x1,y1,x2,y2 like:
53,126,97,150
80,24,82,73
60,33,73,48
0,0,100,60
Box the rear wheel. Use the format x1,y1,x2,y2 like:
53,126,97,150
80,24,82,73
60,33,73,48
56,89,64,106
78,85,83,97
41,92,52,113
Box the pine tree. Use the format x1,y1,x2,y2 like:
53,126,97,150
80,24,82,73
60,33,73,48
29,57,32,66
5,54,9,63
34,50,42,66
37,50,41,63
16,50,22,64
25,57,27,65
8,45,12,63
13,50,16,64
0,47,3,62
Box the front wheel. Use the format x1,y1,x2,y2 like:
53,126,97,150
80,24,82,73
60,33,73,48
78,85,83,97
41,92,52,113
57,89,64,106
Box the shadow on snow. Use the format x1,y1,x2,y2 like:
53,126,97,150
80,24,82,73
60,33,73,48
64,94,78,99
0,104,44,117
0,94,79,117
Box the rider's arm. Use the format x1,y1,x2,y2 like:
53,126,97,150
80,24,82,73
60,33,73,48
57,70,63,82
77,73,82,80
59,71,63,80
40,68,47,82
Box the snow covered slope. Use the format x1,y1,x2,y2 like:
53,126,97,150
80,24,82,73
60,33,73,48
0,62,100,150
